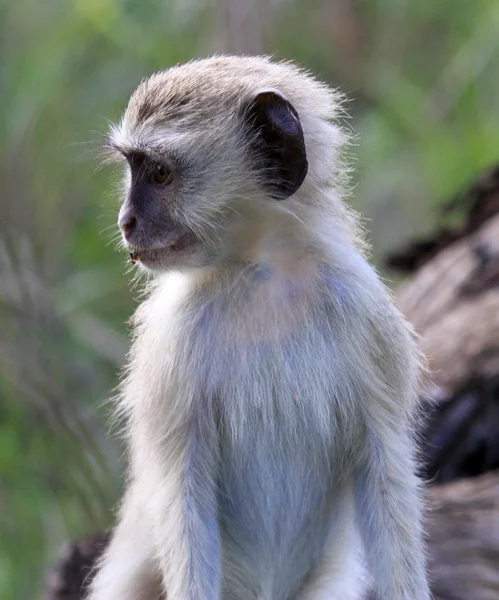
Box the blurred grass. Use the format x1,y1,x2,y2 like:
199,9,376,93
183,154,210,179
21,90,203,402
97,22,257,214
1,0,499,598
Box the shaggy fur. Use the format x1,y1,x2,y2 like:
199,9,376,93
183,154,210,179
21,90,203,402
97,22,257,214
88,56,430,600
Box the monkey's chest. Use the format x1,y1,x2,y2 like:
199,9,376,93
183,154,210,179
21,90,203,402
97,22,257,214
214,399,338,597
175,302,352,594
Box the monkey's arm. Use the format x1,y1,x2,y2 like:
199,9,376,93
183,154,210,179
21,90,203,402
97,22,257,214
86,486,162,600
151,414,222,600
354,425,430,600
89,409,222,600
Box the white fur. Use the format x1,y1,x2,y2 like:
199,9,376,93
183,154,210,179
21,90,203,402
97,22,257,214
88,56,430,600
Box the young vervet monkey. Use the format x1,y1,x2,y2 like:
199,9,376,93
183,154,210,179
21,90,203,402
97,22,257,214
89,55,430,600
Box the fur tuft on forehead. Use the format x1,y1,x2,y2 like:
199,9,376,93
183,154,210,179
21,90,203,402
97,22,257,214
125,55,341,127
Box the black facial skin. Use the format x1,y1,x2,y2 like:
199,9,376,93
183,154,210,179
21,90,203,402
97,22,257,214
241,89,308,200
119,152,181,245
117,151,201,269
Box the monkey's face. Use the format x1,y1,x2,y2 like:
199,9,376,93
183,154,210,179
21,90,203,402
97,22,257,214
116,146,204,271
111,62,309,272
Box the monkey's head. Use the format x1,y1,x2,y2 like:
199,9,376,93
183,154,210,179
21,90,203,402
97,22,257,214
107,56,344,272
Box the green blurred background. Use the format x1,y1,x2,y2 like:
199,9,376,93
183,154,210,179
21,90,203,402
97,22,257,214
1,1,499,598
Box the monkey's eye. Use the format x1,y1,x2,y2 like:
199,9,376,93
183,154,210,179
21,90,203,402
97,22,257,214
151,164,173,186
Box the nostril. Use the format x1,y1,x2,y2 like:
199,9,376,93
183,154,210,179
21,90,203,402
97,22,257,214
120,214,137,238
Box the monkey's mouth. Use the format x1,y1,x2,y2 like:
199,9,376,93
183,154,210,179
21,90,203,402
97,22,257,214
129,232,199,267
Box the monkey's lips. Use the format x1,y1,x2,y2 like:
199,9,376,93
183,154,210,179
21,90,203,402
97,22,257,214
129,232,199,267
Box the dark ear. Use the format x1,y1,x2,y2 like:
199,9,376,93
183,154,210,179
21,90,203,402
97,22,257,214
241,89,308,200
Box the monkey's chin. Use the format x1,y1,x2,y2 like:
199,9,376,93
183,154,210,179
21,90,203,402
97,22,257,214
129,232,200,271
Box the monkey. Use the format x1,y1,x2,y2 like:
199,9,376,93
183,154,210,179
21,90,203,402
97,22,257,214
88,55,431,600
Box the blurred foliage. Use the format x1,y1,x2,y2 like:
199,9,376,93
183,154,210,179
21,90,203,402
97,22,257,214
1,0,499,598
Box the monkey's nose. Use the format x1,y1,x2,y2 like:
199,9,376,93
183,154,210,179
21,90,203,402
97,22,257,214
119,213,137,240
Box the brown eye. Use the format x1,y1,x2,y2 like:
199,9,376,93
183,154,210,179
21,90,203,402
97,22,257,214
152,164,173,186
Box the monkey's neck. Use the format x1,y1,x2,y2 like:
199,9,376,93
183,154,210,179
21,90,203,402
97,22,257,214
216,206,320,277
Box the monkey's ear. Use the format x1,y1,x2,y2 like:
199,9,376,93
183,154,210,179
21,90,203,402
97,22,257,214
241,89,308,200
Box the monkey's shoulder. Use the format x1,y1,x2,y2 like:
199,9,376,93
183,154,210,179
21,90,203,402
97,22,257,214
125,265,420,428
132,264,418,379
135,263,412,352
